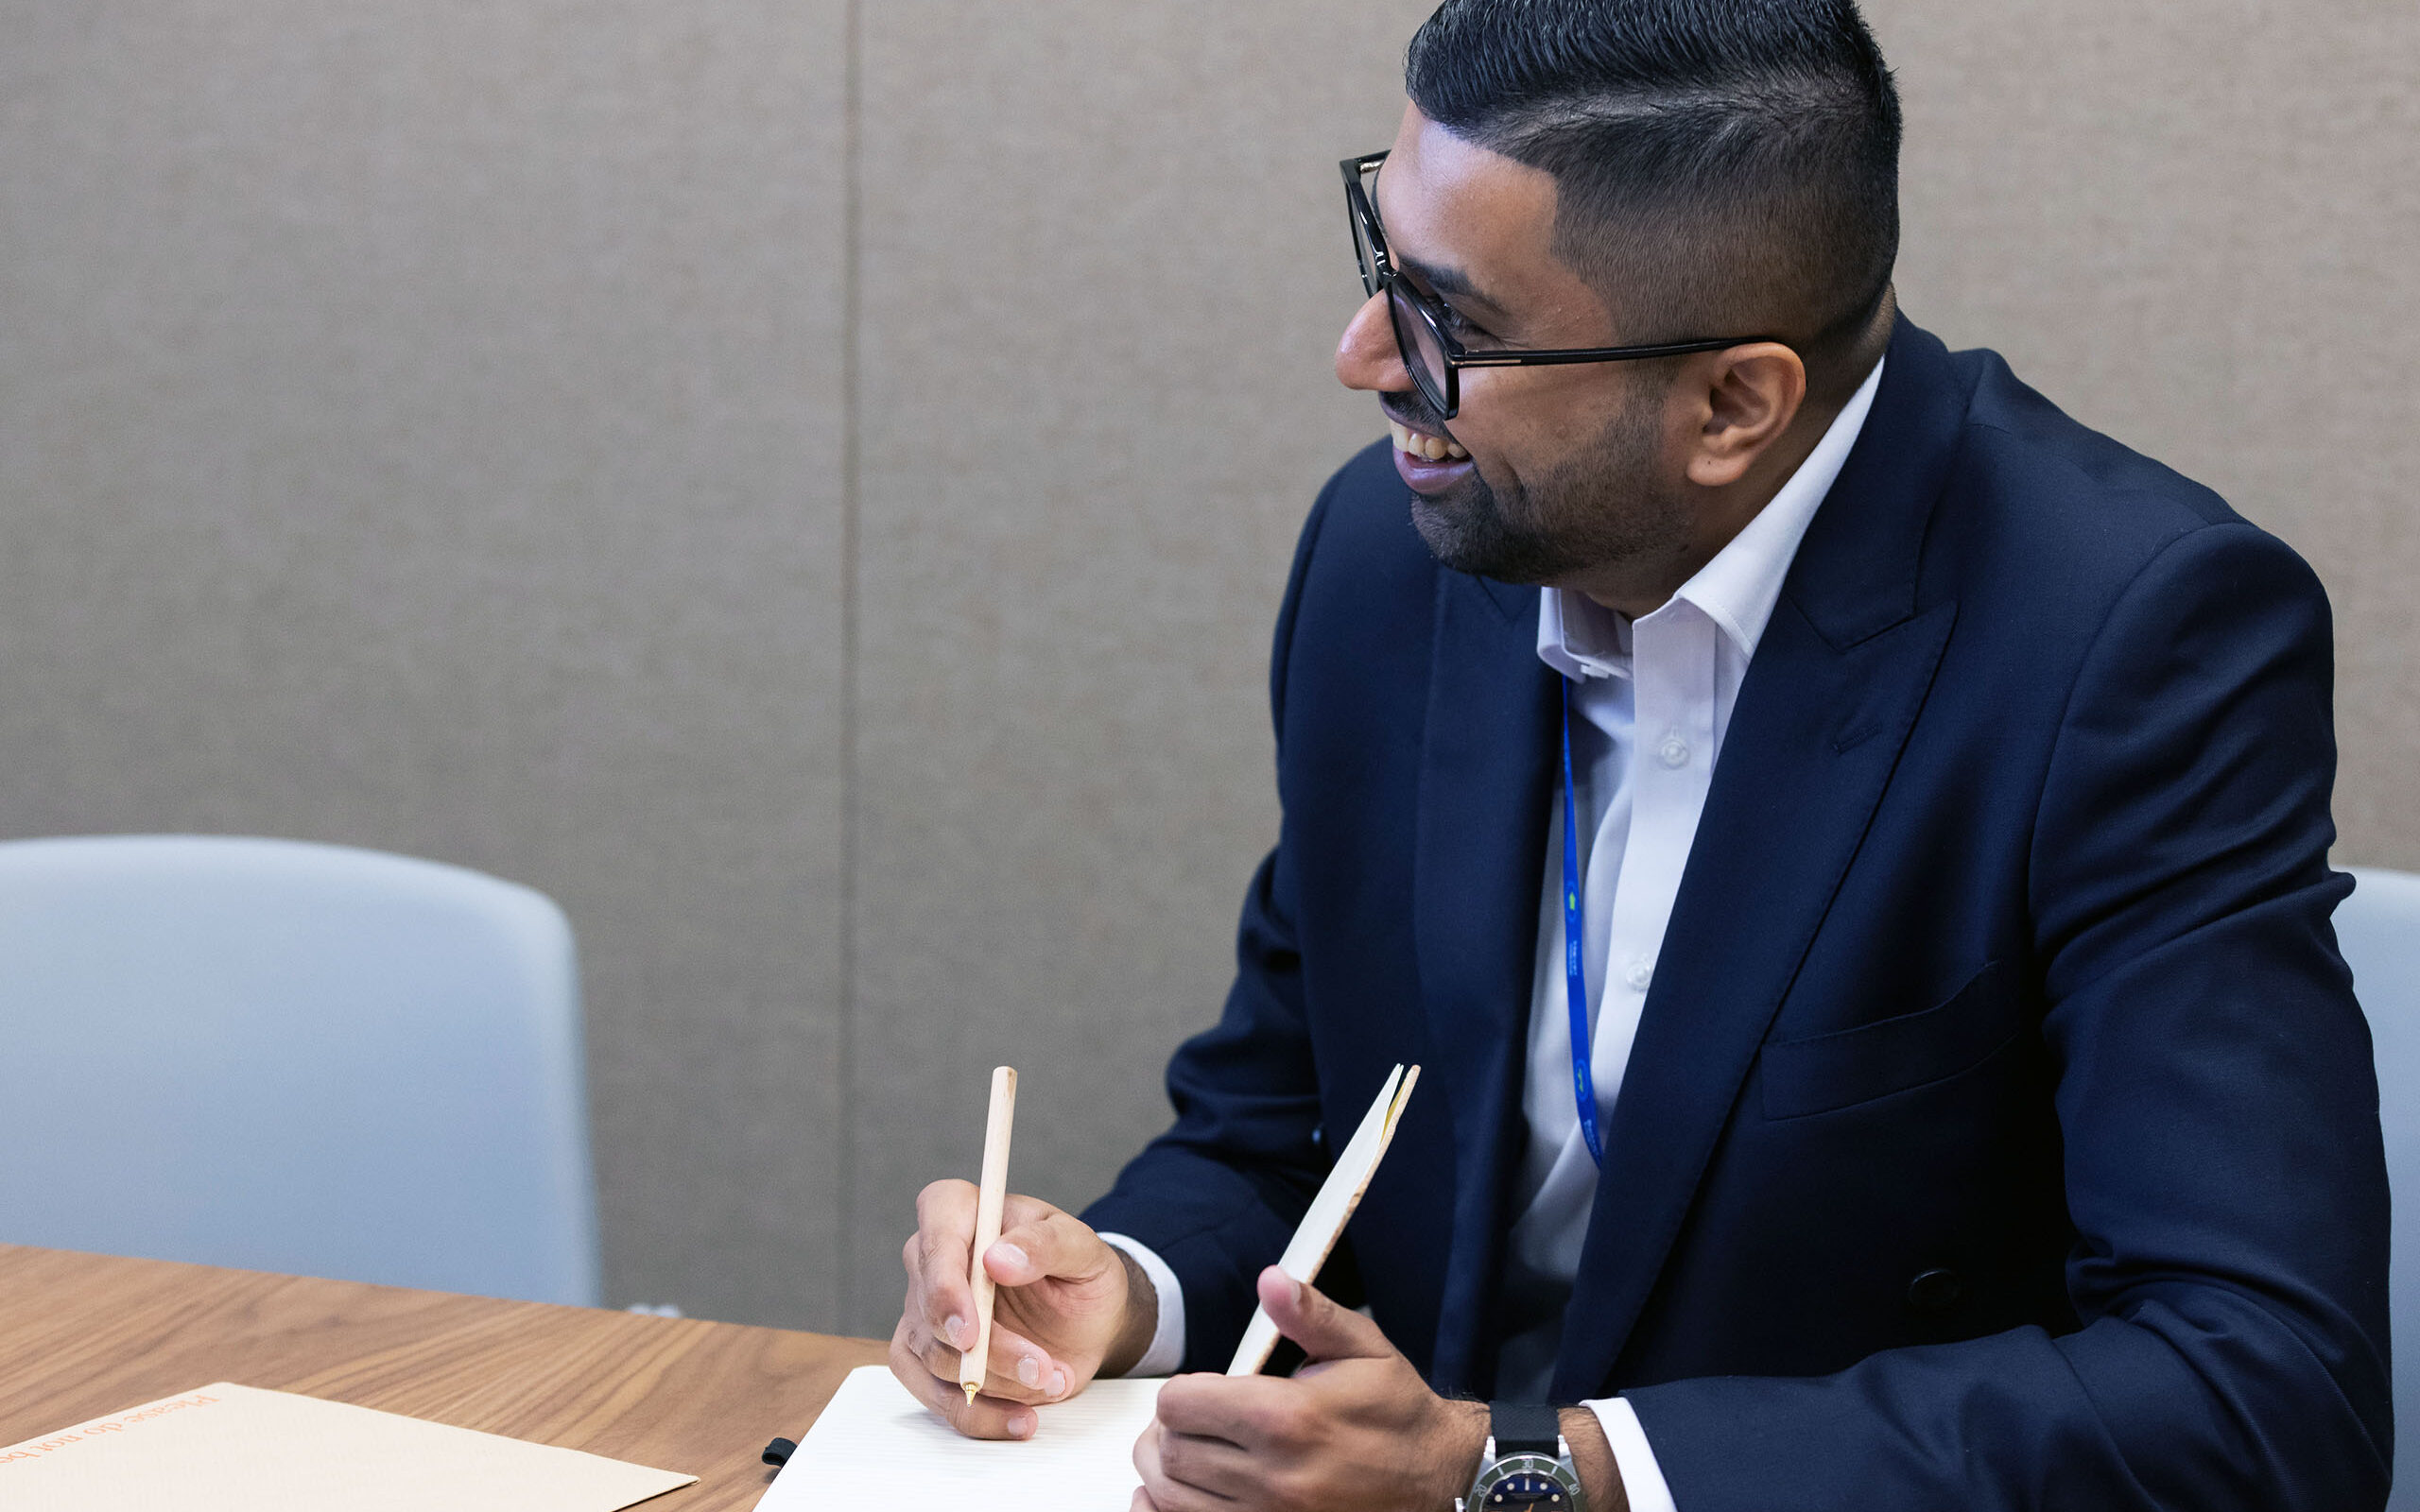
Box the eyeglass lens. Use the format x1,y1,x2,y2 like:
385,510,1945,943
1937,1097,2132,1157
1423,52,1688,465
1353,160,1455,417
1387,286,1452,416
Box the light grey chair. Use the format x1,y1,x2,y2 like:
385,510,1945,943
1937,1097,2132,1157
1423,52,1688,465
2335,865,2420,1507
0,834,599,1305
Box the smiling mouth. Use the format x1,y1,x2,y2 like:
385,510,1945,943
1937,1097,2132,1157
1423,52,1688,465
1388,418,1469,462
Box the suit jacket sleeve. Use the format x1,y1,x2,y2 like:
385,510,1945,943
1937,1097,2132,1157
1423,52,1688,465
1079,475,1342,1372
1621,522,2394,1509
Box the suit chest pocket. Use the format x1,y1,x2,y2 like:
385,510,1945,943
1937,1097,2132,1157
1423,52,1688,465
1759,959,2024,1120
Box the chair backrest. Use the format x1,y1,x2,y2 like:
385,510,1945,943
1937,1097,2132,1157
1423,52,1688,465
0,834,599,1305
2334,866,2420,1507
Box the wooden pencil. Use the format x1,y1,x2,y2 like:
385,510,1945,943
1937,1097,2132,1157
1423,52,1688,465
961,1065,1018,1402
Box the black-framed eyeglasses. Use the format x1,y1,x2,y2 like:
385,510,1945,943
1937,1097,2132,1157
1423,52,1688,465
1342,150,1788,420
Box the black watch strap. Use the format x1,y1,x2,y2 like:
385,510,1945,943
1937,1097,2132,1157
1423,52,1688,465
1489,1400,1562,1457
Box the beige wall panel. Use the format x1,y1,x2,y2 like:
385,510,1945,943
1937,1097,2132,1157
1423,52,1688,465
1863,0,2420,864
0,2,850,1326
9,0,2409,1345
846,4,1435,1328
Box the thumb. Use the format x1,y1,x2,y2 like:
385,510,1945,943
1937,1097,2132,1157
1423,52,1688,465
986,1209,1115,1288
1256,1265,1392,1363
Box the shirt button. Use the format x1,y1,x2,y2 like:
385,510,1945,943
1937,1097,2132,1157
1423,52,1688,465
1658,734,1690,768
1624,958,1653,990
1906,1268,1966,1314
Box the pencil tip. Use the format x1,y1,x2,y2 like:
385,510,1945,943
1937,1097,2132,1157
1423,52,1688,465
963,1384,979,1404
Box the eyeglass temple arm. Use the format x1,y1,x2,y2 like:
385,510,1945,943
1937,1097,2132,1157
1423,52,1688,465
1451,336,1791,369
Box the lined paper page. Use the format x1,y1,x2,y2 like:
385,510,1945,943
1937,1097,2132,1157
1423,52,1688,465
755,1366,1161,1510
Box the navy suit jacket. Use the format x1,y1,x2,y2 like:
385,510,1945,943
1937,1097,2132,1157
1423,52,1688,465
1082,317,2392,1509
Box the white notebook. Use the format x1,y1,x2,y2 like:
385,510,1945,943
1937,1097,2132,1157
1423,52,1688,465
754,1366,1161,1511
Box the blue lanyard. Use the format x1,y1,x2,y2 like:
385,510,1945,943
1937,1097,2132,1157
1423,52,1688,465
1560,676,1605,1168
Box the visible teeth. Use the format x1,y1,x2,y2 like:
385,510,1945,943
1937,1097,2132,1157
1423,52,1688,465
1391,420,1468,463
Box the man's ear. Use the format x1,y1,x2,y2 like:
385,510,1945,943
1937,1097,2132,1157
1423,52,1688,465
1683,342,1806,488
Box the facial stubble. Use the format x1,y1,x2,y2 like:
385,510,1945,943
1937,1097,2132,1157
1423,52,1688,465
1407,385,1691,589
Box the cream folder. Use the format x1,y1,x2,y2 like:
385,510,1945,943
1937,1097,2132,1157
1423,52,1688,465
0,1382,696,1512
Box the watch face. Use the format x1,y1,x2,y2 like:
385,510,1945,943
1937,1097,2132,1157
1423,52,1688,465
1478,1453,1580,1508
1484,1470,1567,1505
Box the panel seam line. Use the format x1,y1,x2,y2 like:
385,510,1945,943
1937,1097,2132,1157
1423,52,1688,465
834,0,864,1328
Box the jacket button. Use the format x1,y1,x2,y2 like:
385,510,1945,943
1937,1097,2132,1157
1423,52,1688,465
1907,1268,1964,1314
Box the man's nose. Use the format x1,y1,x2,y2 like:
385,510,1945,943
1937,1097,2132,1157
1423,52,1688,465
1336,290,1411,394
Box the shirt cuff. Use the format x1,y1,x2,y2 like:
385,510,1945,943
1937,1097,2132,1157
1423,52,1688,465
1582,1396,1679,1512
1096,1232,1185,1377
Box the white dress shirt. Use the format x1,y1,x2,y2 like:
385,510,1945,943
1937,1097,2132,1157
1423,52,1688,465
1105,355,1885,1512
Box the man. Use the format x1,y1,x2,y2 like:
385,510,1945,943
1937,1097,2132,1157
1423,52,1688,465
889,1,2393,1507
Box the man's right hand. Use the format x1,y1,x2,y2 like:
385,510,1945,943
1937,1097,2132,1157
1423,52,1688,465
889,1179,1158,1439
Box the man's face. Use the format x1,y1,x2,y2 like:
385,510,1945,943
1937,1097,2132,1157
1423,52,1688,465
1338,105,1691,586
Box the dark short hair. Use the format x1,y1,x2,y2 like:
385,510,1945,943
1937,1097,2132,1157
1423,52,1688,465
1405,0,1901,384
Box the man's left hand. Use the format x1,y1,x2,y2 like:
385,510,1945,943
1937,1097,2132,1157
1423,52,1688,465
1130,1264,1489,1512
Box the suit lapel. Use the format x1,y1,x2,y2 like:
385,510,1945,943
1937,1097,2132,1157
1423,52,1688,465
1411,568,1557,1397
1550,318,1980,1398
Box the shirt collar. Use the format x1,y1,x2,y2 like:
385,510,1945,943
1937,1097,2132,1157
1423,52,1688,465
1537,353,1886,680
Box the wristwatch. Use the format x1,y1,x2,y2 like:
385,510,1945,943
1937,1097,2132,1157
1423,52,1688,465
1458,1400,1588,1511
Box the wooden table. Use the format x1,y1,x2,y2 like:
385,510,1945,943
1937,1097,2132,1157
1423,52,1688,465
0,1244,890,1511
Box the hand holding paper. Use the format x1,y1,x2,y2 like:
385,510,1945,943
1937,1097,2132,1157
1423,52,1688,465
1135,1263,1491,1512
